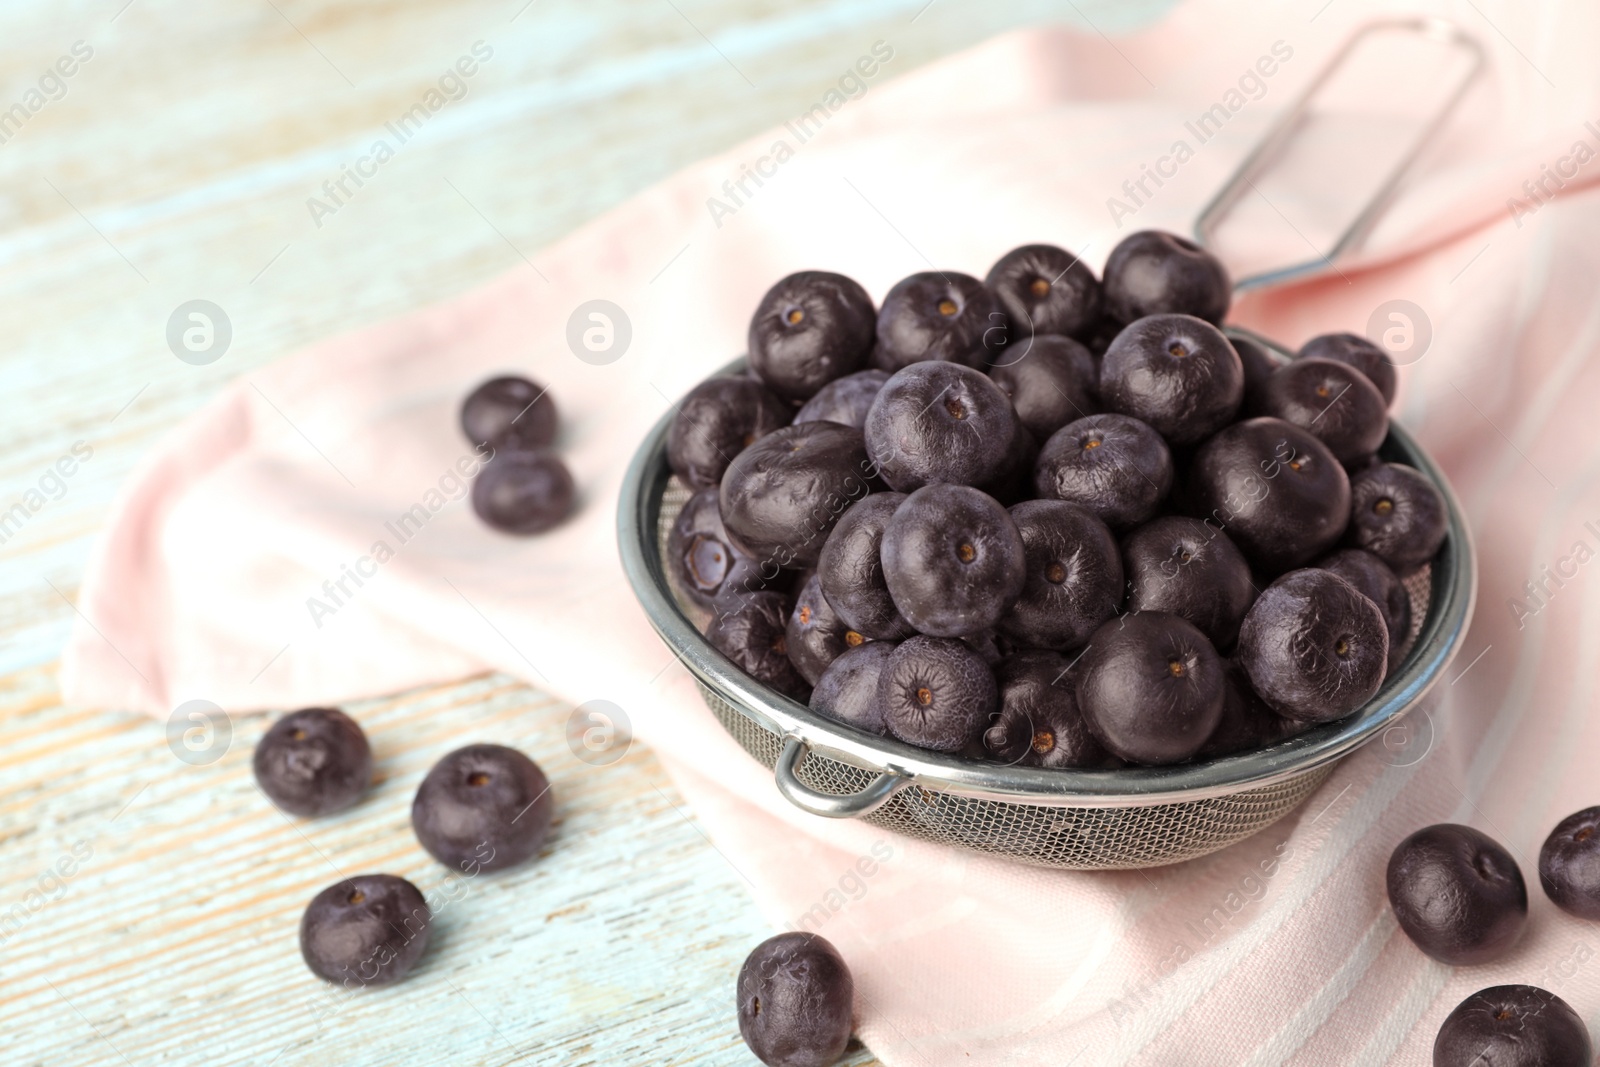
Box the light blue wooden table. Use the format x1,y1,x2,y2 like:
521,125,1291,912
0,1,1171,1063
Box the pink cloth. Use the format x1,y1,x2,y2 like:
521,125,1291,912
63,0,1600,1061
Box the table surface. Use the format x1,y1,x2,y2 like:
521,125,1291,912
0,1,1170,1063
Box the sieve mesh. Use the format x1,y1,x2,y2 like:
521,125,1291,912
655,478,1430,870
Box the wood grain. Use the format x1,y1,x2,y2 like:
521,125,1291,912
0,0,1169,1062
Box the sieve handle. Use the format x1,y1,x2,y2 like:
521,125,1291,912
774,736,909,818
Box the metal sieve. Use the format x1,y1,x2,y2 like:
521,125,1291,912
618,331,1475,870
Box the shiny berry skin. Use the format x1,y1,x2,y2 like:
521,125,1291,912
1236,569,1388,723
985,650,1113,768
984,243,1102,340
1317,548,1410,670
1387,823,1527,965
874,271,1007,371
300,874,430,986
1348,462,1448,573
748,271,876,402
987,334,1100,443
667,375,791,490
666,487,770,609
1299,332,1396,406
1187,417,1350,573
1232,334,1284,416
793,369,889,430
997,499,1122,650
880,484,1026,638
1034,414,1173,531
411,744,554,874
706,589,810,701
736,933,854,1067
1122,516,1256,650
810,641,895,737
1434,985,1591,1067
862,360,1022,492
1261,357,1388,465
1539,806,1600,919
719,422,874,569
1099,313,1243,445
1102,230,1230,325
877,635,997,752
786,573,867,686
460,375,557,451
1076,612,1226,765
253,707,372,817
816,494,916,641
471,450,574,534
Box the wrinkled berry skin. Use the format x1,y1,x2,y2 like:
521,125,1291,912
786,573,867,686
984,243,1102,340
460,375,558,451
1299,332,1396,406
881,485,1026,638
737,933,854,1067
1100,314,1243,445
1387,824,1528,965
1236,569,1388,723
1102,230,1231,325
1539,806,1600,919
1197,663,1305,759
810,641,895,737
817,494,916,641
878,635,997,752
997,499,1122,650
472,450,575,535
1261,357,1389,465
748,271,876,402
719,422,874,569
1348,462,1448,574
667,376,791,490
253,707,372,817
300,874,431,987
793,369,890,430
874,271,1007,370
1317,548,1410,670
1188,417,1350,573
707,590,810,701
987,334,1100,443
863,360,1022,492
667,487,771,609
1434,985,1590,1067
1035,414,1173,531
1076,612,1225,766
985,650,1114,768
1123,516,1256,650
412,744,554,874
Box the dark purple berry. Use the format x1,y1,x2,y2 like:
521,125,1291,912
1034,414,1173,531
411,744,553,874
667,375,791,490
719,422,874,569
1387,824,1527,965
810,641,895,736
300,874,430,987
786,574,867,686
1236,569,1387,723
862,361,1022,492
874,271,1006,370
987,334,1100,443
1196,663,1306,759
748,271,876,402
707,589,810,701
1299,332,1396,406
1317,548,1410,670
667,487,770,609
816,494,916,641
997,499,1122,650
984,244,1102,340
472,450,574,535
1099,313,1243,445
877,635,997,752
1076,612,1225,765
253,707,372,817
1434,985,1590,1067
1102,230,1230,325
985,650,1113,768
1232,335,1284,416
737,932,854,1067
1123,516,1256,650
460,375,557,450
1348,462,1447,573
1261,357,1388,465
1539,806,1600,919
880,484,1026,638
793,369,890,430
